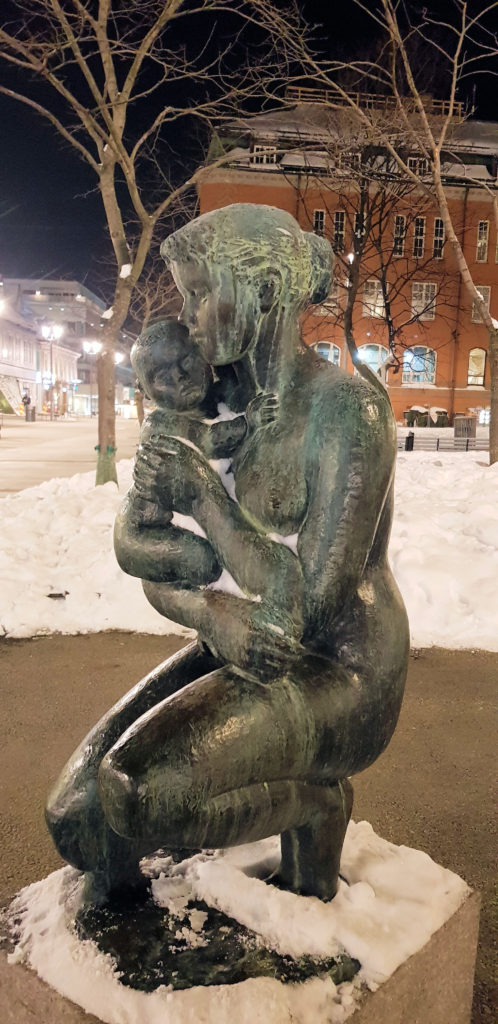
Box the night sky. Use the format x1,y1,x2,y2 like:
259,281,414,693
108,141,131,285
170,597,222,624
0,1,494,299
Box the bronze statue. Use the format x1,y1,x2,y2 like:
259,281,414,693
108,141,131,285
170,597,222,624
46,204,409,907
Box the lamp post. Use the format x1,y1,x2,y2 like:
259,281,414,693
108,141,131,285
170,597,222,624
82,339,103,416
41,323,64,421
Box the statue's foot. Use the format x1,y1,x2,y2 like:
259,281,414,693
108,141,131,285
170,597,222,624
278,778,354,902
81,861,150,907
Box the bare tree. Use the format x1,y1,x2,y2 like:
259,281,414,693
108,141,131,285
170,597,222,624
0,0,296,482
294,145,453,400
281,0,498,460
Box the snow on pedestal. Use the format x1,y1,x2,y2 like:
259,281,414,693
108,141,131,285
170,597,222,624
4,821,471,1024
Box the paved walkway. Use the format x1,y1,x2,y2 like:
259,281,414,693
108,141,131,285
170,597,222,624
0,416,139,495
0,635,496,1022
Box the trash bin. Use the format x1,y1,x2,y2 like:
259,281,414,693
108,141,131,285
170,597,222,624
26,406,36,422
454,415,476,438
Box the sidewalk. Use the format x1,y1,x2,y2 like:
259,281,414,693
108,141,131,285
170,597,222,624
0,416,139,495
0,634,496,1022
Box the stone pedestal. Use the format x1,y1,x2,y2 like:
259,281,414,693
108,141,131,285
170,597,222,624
350,889,480,1024
0,890,480,1024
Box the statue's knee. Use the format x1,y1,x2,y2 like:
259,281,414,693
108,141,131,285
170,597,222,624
98,752,142,840
45,778,101,870
99,727,198,844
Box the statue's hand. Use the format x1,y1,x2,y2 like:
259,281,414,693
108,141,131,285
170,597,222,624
246,392,279,431
136,437,220,514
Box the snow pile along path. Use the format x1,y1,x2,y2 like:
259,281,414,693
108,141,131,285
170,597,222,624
0,452,497,649
390,452,498,650
6,821,469,1024
0,461,188,638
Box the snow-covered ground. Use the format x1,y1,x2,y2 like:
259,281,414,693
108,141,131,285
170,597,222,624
1,452,497,650
7,821,469,1024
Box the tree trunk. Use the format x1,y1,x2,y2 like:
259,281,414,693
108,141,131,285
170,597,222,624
136,389,145,426
94,277,134,485
489,329,498,466
96,344,118,486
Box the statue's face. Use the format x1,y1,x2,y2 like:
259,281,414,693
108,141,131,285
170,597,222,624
171,259,257,366
142,336,211,411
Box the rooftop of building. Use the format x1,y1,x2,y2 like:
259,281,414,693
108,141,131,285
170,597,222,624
225,87,498,157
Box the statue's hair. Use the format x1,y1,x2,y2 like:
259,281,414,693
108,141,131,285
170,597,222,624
160,204,332,309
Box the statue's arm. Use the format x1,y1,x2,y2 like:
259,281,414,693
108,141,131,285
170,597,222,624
298,389,396,632
191,481,304,627
140,436,304,624
202,415,247,458
114,491,221,586
142,581,303,678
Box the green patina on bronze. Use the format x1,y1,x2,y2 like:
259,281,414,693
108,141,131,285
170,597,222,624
46,204,409,965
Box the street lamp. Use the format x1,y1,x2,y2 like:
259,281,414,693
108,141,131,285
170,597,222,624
41,323,64,420
82,339,102,416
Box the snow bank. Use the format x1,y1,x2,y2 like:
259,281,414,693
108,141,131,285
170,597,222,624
391,452,498,650
6,821,469,1024
0,451,497,649
0,461,188,639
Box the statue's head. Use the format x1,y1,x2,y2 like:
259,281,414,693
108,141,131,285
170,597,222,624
131,318,212,411
160,204,332,365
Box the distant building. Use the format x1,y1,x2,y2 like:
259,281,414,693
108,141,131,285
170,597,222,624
0,303,38,415
0,279,133,416
199,89,498,424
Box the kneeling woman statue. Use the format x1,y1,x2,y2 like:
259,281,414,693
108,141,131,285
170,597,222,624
46,204,409,906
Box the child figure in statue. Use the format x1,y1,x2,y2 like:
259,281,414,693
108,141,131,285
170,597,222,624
114,318,247,588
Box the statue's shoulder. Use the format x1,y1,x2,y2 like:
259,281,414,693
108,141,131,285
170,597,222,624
310,363,394,441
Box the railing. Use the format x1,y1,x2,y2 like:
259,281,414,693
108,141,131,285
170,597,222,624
398,434,489,452
285,86,465,119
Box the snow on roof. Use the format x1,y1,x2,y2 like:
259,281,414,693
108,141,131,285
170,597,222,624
0,307,37,333
449,120,498,155
231,105,498,156
280,150,331,169
441,162,495,181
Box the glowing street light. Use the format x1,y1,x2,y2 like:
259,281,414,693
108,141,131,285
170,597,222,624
83,339,103,356
41,322,64,420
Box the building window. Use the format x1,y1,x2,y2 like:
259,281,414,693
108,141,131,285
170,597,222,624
313,341,341,365
313,209,325,235
339,151,360,172
467,347,486,386
413,217,426,258
333,210,345,252
433,218,444,259
472,285,490,323
358,344,389,375
363,279,385,318
250,144,277,165
402,346,436,384
408,156,429,175
314,280,340,316
476,221,489,262
354,212,365,239
393,215,406,257
412,281,436,320
478,407,490,425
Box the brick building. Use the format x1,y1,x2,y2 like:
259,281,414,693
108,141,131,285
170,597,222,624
198,90,498,424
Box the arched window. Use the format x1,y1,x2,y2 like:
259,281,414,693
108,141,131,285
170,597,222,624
467,348,486,386
402,346,436,384
357,343,389,375
313,341,341,365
